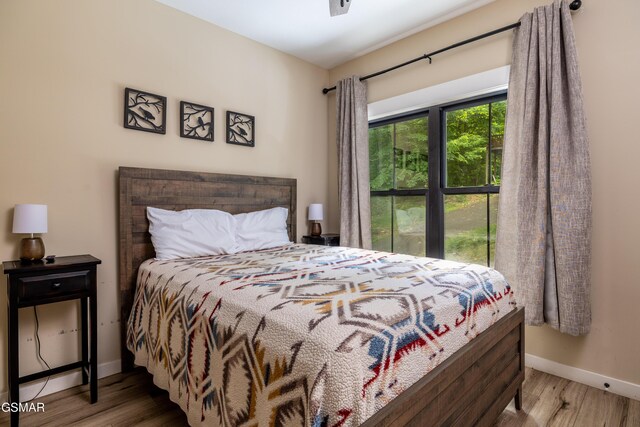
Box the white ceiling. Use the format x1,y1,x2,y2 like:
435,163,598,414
154,0,495,69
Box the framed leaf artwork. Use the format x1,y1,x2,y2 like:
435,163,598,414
226,111,255,147
123,88,166,134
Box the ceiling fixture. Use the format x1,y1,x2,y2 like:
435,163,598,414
329,0,351,17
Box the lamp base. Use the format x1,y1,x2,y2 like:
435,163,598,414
311,222,322,237
20,237,45,262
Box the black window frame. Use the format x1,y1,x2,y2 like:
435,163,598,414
369,90,507,264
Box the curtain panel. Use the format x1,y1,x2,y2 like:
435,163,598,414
336,76,372,249
495,0,592,335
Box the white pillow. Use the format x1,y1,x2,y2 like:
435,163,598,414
147,207,239,260
234,207,292,252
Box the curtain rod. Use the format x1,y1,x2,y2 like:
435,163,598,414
322,0,583,94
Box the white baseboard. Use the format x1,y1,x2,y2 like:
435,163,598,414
0,359,121,403
525,353,640,401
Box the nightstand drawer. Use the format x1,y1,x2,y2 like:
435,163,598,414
302,234,340,246
18,270,90,300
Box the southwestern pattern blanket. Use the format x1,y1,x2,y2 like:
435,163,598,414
127,244,516,426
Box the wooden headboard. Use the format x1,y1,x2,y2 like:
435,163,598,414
118,166,297,370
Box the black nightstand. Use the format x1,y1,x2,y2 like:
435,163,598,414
302,234,340,246
2,255,101,427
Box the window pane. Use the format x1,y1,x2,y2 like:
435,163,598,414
489,194,499,268
393,196,426,257
369,124,393,191
490,100,506,185
446,104,489,187
444,194,488,265
395,117,428,189
371,196,392,252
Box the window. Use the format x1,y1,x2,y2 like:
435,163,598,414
370,115,428,257
369,93,506,266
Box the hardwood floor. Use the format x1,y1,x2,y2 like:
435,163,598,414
1,367,638,426
0,372,189,427
495,368,639,427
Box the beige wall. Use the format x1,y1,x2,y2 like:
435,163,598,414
329,0,640,385
0,0,329,393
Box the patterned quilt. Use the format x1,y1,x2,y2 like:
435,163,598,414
127,244,515,426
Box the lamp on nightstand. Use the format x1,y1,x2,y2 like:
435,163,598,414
13,204,48,262
308,203,323,237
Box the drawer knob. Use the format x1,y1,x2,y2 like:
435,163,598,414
51,282,62,289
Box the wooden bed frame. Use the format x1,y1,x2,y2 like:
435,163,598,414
118,166,524,426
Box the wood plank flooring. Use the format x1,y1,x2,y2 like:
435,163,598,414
0,372,188,427
495,368,638,427
1,367,637,426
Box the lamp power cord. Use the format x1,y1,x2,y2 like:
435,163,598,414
25,306,51,402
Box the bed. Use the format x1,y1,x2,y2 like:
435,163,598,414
119,166,524,426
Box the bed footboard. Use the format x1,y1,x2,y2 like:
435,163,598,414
362,306,525,427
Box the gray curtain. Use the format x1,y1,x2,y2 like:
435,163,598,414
495,0,592,335
336,76,372,249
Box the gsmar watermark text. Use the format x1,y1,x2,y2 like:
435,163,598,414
2,402,45,413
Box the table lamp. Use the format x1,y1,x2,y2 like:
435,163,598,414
13,204,48,262
308,203,323,236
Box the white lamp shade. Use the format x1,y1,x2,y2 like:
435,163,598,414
13,204,48,234
308,204,324,221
